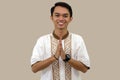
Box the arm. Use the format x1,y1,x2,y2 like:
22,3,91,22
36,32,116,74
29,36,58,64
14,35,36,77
60,38,90,73
31,41,61,73
68,58,90,73
68,36,90,73
61,51,89,73
31,55,56,73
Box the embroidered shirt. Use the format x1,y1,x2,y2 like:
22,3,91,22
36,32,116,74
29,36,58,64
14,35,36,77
31,33,90,80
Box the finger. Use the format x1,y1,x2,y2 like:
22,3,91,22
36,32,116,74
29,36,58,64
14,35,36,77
59,39,63,50
59,43,62,51
58,32,62,38
56,42,61,52
60,36,62,40
59,38,62,43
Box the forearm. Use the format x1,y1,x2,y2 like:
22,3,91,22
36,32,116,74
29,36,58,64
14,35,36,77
31,55,56,73
68,58,89,73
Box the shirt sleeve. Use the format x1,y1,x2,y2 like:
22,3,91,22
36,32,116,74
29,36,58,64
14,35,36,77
77,37,90,68
31,37,44,65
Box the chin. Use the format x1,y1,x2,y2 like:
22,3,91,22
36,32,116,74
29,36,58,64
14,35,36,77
58,25,65,28
58,27,65,30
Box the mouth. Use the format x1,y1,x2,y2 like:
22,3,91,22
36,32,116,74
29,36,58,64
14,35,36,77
57,22,65,26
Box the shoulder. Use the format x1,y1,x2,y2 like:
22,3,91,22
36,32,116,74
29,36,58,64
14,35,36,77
37,34,51,43
71,33,84,41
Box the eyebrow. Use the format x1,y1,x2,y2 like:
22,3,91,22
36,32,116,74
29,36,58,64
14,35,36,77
54,12,69,15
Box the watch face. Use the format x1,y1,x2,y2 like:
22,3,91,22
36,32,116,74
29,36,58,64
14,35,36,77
63,54,71,62
66,54,71,58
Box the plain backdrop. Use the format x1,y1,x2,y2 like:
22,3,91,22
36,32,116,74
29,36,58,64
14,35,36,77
0,0,120,80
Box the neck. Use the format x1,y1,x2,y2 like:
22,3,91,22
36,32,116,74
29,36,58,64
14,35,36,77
53,29,69,40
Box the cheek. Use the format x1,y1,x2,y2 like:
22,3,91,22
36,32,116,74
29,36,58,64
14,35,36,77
67,19,72,23
53,18,58,22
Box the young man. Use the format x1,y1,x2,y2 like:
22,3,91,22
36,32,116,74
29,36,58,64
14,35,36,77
31,2,90,80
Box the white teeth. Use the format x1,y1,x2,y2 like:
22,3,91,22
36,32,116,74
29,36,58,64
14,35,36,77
58,22,64,25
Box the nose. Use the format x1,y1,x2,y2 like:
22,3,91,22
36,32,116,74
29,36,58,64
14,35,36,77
59,16,64,21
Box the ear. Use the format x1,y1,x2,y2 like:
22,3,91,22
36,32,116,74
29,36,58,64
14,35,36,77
50,16,53,20
70,17,73,22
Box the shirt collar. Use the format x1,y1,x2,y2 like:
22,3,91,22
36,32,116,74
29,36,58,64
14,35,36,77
52,31,69,40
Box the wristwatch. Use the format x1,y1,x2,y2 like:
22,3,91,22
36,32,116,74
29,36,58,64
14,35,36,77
63,54,71,62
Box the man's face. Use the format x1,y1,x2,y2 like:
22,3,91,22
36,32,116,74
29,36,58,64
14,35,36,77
51,6,72,30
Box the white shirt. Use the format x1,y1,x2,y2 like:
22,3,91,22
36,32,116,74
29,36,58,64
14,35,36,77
31,33,90,80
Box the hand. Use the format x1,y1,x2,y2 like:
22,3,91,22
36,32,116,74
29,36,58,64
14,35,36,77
59,38,66,60
54,40,61,59
60,47,66,60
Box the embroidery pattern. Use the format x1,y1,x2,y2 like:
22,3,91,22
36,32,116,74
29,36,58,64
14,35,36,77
51,34,71,80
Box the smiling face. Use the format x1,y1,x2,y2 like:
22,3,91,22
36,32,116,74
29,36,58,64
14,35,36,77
51,6,72,30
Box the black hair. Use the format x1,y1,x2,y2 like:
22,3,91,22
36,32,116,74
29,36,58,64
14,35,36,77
51,2,73,17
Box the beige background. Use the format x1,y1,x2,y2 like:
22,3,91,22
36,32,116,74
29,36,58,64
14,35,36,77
0,0,120,80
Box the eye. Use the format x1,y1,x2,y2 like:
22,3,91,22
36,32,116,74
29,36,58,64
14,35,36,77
63,14,68,18
55,14,60,17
